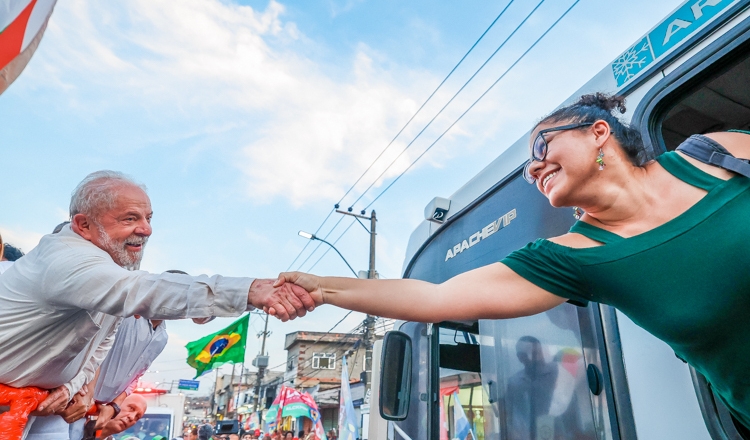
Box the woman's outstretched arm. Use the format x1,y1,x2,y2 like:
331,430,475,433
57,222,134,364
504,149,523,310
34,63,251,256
273,262,566,323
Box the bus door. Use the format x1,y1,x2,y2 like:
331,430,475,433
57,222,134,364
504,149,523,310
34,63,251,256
433,301,617,440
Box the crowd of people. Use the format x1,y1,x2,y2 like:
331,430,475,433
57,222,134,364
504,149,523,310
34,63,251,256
177,426,337,440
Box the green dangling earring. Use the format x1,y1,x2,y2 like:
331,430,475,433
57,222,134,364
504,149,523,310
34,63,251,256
596,148,605,170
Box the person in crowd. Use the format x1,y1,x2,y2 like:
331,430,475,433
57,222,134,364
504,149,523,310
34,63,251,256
187,427,199,440
0,170,316,435
97,393,147,439
276,93,750,434
0,236,23,274
3,243,24,261
197,424,214,440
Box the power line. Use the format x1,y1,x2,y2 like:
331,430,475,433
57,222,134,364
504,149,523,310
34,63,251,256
286,1,519,271
294,214,346,271
282,320,368,385
286,208,335,271
306,218,357,273
347,0,547,209
263,310,357,372
361,0,582,210
336,0,517,207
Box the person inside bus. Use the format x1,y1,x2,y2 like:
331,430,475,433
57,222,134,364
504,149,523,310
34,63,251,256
274,93,750,436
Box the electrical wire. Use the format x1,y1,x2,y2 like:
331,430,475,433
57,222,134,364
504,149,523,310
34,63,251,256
282,319,368,384
346,0,548,209
286,208,335,271
262,310,357,372
305,218,357,273
286,1,519,272
289,1,560,268
361,0,582,210
294,214,346,271
335,0,517,206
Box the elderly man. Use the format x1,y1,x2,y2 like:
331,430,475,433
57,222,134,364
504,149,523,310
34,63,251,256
0,170,315,437
96,393,147,439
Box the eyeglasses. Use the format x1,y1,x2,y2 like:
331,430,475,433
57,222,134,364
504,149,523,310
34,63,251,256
522,122,594,183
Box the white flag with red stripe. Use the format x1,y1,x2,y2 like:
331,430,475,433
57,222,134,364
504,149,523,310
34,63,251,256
0,0,56,94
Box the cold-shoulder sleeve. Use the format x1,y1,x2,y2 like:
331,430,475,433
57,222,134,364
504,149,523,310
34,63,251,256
502,239,591,306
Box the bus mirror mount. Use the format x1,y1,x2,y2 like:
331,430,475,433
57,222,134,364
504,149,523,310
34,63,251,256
379,330,412,421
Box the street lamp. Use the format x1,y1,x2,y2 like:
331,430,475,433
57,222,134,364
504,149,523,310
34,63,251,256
297,230,357,276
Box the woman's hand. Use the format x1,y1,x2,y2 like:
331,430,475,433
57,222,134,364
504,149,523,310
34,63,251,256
272,272,324,315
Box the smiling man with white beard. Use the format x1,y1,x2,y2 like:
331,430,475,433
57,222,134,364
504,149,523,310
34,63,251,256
0,170,316,439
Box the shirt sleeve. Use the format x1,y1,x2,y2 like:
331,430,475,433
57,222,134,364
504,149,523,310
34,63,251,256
63,323,118,398
502,239,591,306
42,251,253,319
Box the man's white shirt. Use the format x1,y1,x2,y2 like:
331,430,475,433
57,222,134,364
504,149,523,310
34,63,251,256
0,224,253,397
0,260,13,274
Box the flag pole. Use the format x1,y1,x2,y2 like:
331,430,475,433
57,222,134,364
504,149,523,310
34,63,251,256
225,363,236,418
211,368,220,421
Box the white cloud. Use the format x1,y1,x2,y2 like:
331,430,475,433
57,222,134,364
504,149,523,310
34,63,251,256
0,226,45,254
28,0,506,208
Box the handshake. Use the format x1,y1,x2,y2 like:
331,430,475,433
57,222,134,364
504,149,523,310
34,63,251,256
249,272,322,321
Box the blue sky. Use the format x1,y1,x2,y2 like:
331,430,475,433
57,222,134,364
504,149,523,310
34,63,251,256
0,0,684,394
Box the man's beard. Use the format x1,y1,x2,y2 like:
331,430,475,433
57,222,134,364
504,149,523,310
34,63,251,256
96,226,148,270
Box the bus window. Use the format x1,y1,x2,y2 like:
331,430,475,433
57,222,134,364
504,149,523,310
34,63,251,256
118,412,171,440
478,303,612,440
438,323,485,440
659,47,750,151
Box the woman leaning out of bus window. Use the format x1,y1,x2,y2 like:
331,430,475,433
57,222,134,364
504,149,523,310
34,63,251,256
273,93,750,435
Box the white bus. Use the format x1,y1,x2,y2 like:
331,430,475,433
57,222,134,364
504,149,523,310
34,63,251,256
375,1,750,439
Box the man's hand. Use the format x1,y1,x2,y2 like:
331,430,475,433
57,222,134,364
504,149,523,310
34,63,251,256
268,272,323,320
192,316,215,324
249,278,316,322
31,385,71,416
94,403,116,430
57,386,93,423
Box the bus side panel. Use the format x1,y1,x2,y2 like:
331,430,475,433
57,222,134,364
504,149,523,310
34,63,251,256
407,173,575,283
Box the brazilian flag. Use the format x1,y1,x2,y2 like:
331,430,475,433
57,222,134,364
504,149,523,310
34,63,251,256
186,314,249,378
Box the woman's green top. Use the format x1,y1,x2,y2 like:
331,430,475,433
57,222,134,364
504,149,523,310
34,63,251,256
503,145,750,427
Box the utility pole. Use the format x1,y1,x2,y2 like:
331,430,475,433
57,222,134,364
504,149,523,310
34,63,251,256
210,369,219,421
335,208,377,394
224,363,236,418
253,312,271,416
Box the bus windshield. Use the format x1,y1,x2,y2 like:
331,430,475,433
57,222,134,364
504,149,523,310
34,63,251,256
117,412,172,440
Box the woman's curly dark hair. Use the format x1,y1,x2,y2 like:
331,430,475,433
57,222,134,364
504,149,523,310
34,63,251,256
537,92,651,166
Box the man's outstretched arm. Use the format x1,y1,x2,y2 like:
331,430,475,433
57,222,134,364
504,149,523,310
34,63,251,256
249,279,316,321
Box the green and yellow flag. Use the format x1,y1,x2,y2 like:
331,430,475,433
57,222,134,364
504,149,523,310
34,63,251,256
186,314,249,378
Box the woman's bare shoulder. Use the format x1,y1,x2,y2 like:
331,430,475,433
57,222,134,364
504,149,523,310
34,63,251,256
547,231,603,249
705,131,750,159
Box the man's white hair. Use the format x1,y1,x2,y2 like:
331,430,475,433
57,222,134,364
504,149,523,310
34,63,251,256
69,170,148,218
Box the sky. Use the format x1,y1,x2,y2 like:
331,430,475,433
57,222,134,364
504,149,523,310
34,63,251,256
0,0,685,395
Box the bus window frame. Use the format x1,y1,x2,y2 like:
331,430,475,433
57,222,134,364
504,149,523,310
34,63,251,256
630,14,750,440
